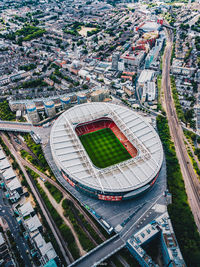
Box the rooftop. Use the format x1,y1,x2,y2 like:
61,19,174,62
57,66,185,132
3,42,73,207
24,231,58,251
2,167,16,181
0,233,5,246
25,215,42,232
0,158,10,171
18,201,34,217
34,233,57,260
138,70,155,84
6,177,21,191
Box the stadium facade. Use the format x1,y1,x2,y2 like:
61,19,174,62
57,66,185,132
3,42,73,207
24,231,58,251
50,103,163,201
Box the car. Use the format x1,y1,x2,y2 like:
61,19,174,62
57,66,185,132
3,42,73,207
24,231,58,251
39,177,46,182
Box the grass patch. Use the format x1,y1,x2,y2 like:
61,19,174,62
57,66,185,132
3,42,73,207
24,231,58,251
45,181,63,203
23,134,54,176
62,199,103,245
20,149,29,159
62,199,96,251
79,128,131,168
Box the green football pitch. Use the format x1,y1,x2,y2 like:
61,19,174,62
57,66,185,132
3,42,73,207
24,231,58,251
79,128,132,168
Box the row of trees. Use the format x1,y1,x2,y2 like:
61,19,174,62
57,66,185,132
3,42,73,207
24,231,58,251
19,63,36,71
191,17,200,33
171,76,185,122
195,36,200,51
156,115,200,266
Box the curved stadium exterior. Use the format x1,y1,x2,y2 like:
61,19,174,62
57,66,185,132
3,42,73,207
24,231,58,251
50,103,163,201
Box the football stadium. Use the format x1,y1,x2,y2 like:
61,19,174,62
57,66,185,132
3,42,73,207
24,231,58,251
50,103,163,201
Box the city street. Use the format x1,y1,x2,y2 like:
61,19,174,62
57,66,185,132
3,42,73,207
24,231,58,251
0,188,31,266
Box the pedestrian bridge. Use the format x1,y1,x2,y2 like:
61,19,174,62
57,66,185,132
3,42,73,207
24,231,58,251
162,23,174,30
0,121,32,133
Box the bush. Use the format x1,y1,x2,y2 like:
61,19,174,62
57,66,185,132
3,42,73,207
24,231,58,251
0,101,15,121
20,149,29,158
157,75,162,112
23,134,53,176
45,181,63,203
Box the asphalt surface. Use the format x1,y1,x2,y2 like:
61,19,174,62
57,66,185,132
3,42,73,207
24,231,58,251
69,197,165,267
163,29,200,231
0,121,32,132
0,188,31,266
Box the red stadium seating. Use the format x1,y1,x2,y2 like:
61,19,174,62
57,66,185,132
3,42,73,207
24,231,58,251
75,117,137,158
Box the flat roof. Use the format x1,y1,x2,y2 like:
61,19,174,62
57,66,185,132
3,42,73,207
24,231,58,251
6,177,21,191
141,22,161,32
25,215,42,232
0,149,6,160
0,158,10,170
34,233,57,260
0,233,5,246
50,103,163,193
138,70,155,84
2,167,16,180
18,201,34,217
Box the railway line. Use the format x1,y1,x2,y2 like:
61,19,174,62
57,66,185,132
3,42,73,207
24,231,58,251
4,132,107,240
5,132,106,241
20,158,107,241
163,28,200,230
5,132,104,239
7,133,130,266
0,133,72,265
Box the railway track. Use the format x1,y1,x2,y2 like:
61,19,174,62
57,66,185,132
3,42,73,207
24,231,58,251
9,138,131,266
9,144,107,243
163,28,200,230
0,133,72,265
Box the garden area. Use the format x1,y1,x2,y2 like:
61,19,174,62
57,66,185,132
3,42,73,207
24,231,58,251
0,101,15,121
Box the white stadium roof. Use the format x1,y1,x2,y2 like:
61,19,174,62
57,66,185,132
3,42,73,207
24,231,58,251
50,103,163,194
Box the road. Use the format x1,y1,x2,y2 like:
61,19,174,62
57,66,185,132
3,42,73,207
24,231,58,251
70,235,125,267
162,29,200,231
0,121,32,133
0,189,31,266
0,133,72,265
